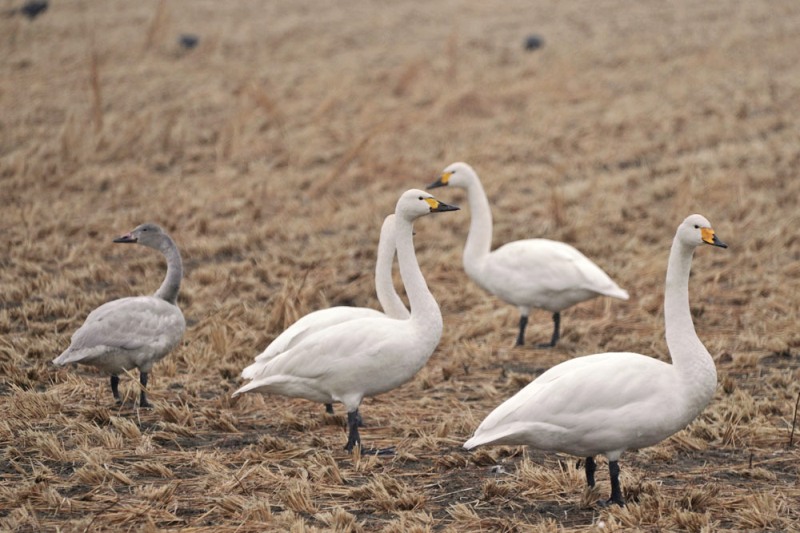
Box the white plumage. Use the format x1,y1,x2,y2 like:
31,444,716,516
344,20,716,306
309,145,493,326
53,223,185,407
428,162,628,347
241,214,408,380
464,214,727,505
234,190,459,452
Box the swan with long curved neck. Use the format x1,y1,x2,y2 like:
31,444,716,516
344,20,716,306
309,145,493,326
53,223,186,407
234,190,458,452
428,162,628,347
241,214,409,414
464,214,727,505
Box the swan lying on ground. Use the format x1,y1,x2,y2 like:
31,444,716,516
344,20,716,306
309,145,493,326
53,223,186,408
428,162,628,347
464,214,727,505
234,190,459,452
241,215,408,414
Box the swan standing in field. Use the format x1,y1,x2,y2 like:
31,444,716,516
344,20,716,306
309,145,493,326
464,214,727,506
53,223,186,408
428,162,628,347
241,214,409,414
234,190,459,452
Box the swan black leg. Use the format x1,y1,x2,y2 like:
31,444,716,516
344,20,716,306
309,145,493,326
344,410,361,452
515,315,528,346
537,312,561,348
325,403,334,414
585,456,596,487
110,375,121,403
607,460,625,506
139,372,152,408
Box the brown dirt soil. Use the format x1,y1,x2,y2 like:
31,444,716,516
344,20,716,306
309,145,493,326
2,0,800,531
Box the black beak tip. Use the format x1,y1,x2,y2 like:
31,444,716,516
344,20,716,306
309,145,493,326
113,234,137,244
427,179,445,190
713,235,728,248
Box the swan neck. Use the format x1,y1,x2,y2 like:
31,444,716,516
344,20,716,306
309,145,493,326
394,215,441,330
462,179,493,272
155,236,182,305
375,217,408,319
664,237,713,380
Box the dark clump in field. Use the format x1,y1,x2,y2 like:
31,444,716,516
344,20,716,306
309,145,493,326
1,1,799,531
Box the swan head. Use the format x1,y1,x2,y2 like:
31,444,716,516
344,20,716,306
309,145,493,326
427,162,479,190
679,214,727,249
395,189,460,221
113,223,170,250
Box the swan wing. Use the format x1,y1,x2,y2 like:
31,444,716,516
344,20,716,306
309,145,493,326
482,239,628,307
465,352,681,455
53,296,185,366
252,307,383,361
236,316,433,408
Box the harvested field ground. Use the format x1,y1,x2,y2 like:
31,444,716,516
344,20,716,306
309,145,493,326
2,0,800,531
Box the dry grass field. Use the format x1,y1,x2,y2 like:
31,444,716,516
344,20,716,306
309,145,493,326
2,0,800,531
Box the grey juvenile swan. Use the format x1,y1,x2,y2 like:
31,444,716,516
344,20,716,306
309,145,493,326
53,223,186,407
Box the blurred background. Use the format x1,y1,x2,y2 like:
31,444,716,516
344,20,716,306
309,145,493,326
1,1,799,530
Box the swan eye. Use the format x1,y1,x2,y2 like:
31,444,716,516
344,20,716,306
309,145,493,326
693,225,699,229
419,196,424,200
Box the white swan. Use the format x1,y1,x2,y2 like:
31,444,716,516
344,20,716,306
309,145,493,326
53,223,186,407
428,162,629,347
242,214,408,374
241,214,409,414
463,214,727,505
234,190,459,452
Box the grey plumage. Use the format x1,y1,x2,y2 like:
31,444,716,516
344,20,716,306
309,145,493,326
53,223,185,407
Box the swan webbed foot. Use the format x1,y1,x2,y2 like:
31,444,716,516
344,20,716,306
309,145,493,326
597,496,625,507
